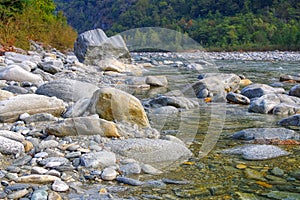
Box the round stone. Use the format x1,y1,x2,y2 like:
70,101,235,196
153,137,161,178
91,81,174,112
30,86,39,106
52,180,69,192
101,167,117,181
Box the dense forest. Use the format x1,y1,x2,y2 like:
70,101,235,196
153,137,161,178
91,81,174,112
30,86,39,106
0,0,77,50
54,0,300,51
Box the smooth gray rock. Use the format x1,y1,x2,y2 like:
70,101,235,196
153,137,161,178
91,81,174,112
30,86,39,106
101,167,117,181
63,97,90,118
289,84,300,97
241,84,285,99
38,60,63,74
120,163,141,175
149,95,198,109
0,130,25,142
264,191,300,200
52,179,69,192
279,114,300,126
39,140,59,150
116,176,144,186
36,79,99,102
23,113,57,124
0,65,43,83
152,106,179,115
0,136,24,156
80,151,116,168
5,52,40,63
222,144,290,160
74,29,130,64
272,103,300,115
7,189,29,199
146,76,168,87
38,157,70,167
106,138,192,169
249,93,300,114
141,164,163,175
31,189,48,200
232,128,299,141
226,92,250,105
3,85,28,94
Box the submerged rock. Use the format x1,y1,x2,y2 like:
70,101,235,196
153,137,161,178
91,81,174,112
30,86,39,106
222,144,290,160
232,128,299,141
226,92,250,105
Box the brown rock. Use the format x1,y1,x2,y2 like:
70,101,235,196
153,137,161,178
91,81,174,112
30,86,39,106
89,87,150,128
17,174,60,183
48,191,62,200
23,140,34,152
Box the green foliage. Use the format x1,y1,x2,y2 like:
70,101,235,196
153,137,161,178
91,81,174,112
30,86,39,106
53,0,300,51
0,0,77,50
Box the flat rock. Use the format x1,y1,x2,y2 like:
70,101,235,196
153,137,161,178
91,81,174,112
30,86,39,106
248,93,300,114
226,92,250,105
0,94,65,123
46,115,120,138
241,84,285,99
80,151,116,168
0,136,25,155
88,87,150,128
279,114,300,126
232,128,299,141
0,65,43,83
106,138,192,169
36,79,99,102
222,144,290,160
74,28,130,64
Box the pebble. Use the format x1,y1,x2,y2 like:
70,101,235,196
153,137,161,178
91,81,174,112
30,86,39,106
52,179,69,192
31,166,48,174
101,167,118,181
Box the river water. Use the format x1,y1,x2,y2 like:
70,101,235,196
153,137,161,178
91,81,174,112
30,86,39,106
75,53,300,199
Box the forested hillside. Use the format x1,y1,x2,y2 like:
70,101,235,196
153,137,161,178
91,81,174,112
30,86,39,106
54,0,300,50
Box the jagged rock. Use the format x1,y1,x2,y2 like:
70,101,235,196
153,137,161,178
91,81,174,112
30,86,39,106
241,84,285,99
88,87,150,128
46,115,120,138
74,29,130,64
226,92,250,105
0,94,65,123
36,79,99,102
0,65,43,83
249,93,300,114
106,138,192,169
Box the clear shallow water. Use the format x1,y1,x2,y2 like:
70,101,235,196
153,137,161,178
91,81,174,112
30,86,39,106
73,56,300,199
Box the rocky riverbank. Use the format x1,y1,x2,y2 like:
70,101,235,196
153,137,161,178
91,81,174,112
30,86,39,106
0,29,299,199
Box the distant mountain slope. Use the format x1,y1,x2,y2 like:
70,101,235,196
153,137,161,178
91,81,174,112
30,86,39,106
54,0,300,50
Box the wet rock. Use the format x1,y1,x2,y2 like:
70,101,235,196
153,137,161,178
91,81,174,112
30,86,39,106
226,92,250,105
0,94,65,123
236,192,259,200
101,167,118,181
162,178,190,185
0,89,14,101
116,122,160,139
248,93,300,114
46,115,120,138
146,76,168,87
232,128,299,141
222,144,290,160
149,95,198,109
36,79,98,102
271,167,285,176
38,60,63,74
279,114,300,126
52,179,69,192
290,169,300,180
241,84,285,99
120,163,141,175
17,175,60,183
280,74,300,83
88,87,150,128
0,136,25,155
272,103,300,115
116,176,144,186
80,151,116,168
289,84,300,98
0,65,43,83
264,191,300,200
106,138,192,169
74,28,130,64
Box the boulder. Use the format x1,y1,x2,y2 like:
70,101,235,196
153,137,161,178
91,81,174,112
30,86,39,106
226,92,250,105
278,114,300,126
0,94,65,123
222,144,290,160
232,128,299,141
0,65,43,83
106,138,192,169
289,84,300,97
36,79,99,102
46,115,120,138
149,96,198,109
241,84,285,99
88,87,150,128
74,29,130,64
248,94,300,114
